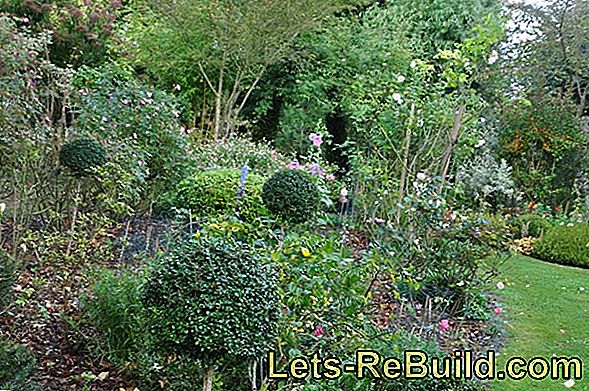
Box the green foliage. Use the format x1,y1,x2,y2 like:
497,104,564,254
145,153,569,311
73,65,188,206
390,0,500,58
59,137,108,177
498,95,586,207
0,339,40,391
84,268,145,365
173,169,267,220
190,136,289,176
533,223,589,268
512,213,553,239
142,236,278,364
262,169,320,224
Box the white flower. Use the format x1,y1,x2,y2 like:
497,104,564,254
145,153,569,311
488,50,499,65
340,188,348,197
475,139,486,148
174,84,181,91
410,60,417,69
397,75,406,83
564,379,575,388
19,243,27,253
480,117,486,123
0,202,5,214
496,282,505,290
392,93,403,104
416,172,427,181
417,118,424,128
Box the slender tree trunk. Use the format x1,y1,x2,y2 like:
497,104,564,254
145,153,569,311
214,66,224,142
439,102,466,189
203,365,214,391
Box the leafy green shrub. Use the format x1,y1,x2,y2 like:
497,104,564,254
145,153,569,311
533,223,589,268
59,137,108,177
173,169,267,220
73,65,188,205
142,236,278,388
512,213,552,238
84,269,145,366
0,339,40,391
262,169,320,224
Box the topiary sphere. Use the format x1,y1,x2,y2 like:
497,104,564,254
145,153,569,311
142,236,278,364
59,137,107,177
262,169,320,224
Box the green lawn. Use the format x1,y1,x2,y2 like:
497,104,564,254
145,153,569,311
491,255,588,390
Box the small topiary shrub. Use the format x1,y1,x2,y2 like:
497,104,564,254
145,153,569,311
262,169,320,224
533,223,589,268
59,137,108,177
512,213,552,238
142,236,278,391
173,169,267,220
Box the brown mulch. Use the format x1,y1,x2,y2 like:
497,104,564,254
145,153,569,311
0,217,172,390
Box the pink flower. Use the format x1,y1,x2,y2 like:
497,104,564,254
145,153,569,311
495,307,503,316
287,160,301,170
309,133,323,147
313,326,324,337
440,319,450,332
326,174,335,181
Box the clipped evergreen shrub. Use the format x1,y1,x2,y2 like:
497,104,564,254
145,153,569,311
142,236,278,389
59,137,108,177
512,213,552,238
173,169,267,220
262,169,320,224
533,223,589,268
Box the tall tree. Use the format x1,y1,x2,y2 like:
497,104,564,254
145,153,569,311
126,0,359,140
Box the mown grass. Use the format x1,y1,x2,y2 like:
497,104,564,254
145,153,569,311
491,255,588,390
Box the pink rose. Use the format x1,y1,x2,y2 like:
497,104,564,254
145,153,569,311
495,307,502,316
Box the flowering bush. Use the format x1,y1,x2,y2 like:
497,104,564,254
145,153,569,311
262,170,320,224
190,136,289,176
73,65,188,206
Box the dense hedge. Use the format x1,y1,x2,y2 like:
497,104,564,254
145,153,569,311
533,223,589,268
173,169,267,220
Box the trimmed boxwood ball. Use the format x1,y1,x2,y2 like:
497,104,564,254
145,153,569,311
59,137,107,177
142,236,278,365
173,169,267,220
262,169,320,224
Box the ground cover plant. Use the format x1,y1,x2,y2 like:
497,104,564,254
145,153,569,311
0,0,588,390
